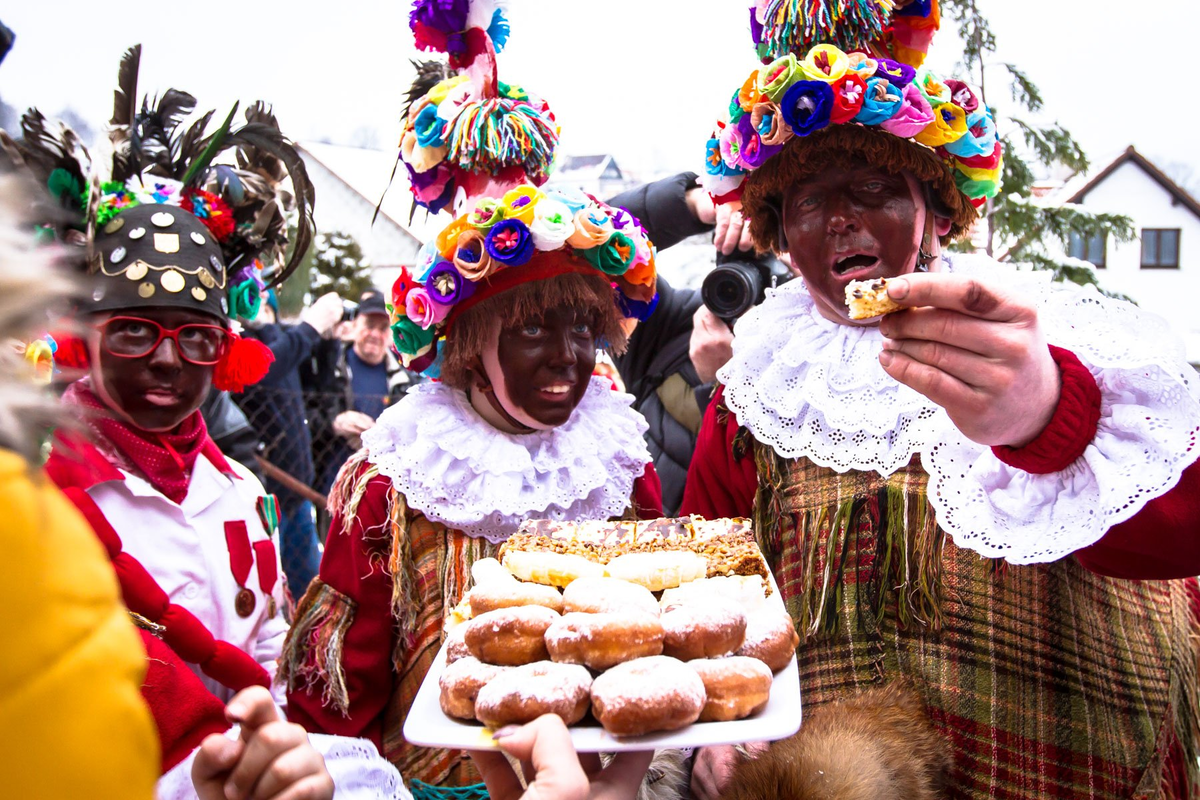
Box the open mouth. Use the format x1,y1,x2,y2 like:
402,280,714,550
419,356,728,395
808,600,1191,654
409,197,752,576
833,254,879,275
538,384,573,396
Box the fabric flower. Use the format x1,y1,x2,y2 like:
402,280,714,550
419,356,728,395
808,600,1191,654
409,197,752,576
127,175,184,206
414,103,447,148
544,186,590,214
227,279,262,320
180,188,235,242
436,216,472,259
875,58,916,87
944,109,998,158
500,186,539,225
830,74,867,124
944,80,980,114
750,101,794,148
401,130,447,173
855,78,904,125
915,102,968,147
706,136,735,176
436,80,476,122
425,262,473,305
757,54,802,102
624,239,657,287
582,231,636,275
780,80,834,137
485,219,535,266
880,84,935,138
391,267,420,312
915,67,951,107
727,89,746,124
405,287,450,328
734,114,782,169
568,208,615,249
956,141,1003,172
739,70,763,112
719,119,750,169
469,198,504,231
847,52,879,80
699,171,745,199
95,181,140,226
427,75,470,106
800,44,850,83
391,316,436,357
530,198,575,250
453,229,496,280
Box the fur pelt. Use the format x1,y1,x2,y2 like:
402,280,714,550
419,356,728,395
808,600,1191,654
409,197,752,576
723,682,952,800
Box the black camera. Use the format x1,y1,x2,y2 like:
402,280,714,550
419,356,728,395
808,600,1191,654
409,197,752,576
340,300,359,323
701,251,791,324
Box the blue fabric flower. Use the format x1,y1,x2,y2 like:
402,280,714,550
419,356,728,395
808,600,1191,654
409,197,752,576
780,80,834,137
855,78,904,126
414,104,446,148
484,219,535,266
944,109,998,158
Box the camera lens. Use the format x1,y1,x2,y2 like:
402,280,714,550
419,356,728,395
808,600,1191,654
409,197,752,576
702,263,766,321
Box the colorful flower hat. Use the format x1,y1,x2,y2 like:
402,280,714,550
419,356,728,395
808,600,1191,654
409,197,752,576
704,0,1002,243
399,0,559,214
386,184,658,375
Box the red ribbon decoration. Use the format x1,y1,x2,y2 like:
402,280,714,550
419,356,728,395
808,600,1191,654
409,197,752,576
252,540,278,595
224,521,253,587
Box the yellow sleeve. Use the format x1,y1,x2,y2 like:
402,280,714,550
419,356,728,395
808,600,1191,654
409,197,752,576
0,450,159,799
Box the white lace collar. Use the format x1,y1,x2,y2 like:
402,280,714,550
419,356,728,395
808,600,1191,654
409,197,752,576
361,376,650,542
718,262,956,475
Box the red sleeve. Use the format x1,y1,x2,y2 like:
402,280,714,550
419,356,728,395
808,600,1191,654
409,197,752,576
285,468,396,751
679,386,759,519
139,630,230,774
1074,458,1200,580
632,463,663,519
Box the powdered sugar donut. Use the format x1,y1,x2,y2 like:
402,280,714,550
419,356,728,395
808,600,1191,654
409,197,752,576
464,606,559,666
474,661,593,728
590,655,706,736
438,657,507,720
445,624,471,664
689,656,772,722
468,580,564,616
660,600,747,661
545,611,663,670
561,576,659,617
737,611,799,672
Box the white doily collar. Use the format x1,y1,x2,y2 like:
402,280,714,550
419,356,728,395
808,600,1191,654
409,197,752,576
361,376,650,542
718,262,956,475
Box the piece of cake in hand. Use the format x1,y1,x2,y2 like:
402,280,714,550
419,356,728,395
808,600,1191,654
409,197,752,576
845,278,903,320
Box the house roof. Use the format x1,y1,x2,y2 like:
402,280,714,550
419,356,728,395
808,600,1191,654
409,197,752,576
549,153,623,182
1064,146,1200,222
297,140,448,245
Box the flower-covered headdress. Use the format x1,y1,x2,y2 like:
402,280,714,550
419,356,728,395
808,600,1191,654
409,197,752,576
705,0,1002,244
0,45,316,391
397,0,559,214
387,185,657,375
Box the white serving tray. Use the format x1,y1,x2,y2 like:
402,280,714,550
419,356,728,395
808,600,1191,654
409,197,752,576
403,576,802,753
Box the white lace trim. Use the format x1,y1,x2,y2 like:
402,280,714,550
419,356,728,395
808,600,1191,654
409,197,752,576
362,376,651,542
157,730,411,799
720,253,1200,563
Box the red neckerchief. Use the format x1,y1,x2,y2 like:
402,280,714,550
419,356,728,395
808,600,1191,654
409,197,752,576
61,381,234,503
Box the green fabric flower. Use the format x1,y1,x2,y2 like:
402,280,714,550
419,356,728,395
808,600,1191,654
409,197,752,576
391,316,435,356
228,279,262,320
582,232,636,276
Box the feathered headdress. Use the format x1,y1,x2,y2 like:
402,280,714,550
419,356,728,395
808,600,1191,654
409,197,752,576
393,0,559,215
704,0,1000,241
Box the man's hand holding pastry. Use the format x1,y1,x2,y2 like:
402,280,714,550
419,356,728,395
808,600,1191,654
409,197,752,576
876,273,1062,449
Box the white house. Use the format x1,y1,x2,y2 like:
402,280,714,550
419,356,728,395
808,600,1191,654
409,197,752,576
297,141,448,293
544,154,633,198
1047,146,1200,363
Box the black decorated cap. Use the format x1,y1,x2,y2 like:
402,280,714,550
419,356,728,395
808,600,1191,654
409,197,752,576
88,204,230,319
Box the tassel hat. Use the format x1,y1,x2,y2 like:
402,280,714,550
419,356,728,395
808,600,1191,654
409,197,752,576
388,0,658,377
703,0,1003,246
0,45,316,392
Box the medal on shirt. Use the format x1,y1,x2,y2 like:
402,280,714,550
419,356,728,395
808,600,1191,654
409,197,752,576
226,521,257,617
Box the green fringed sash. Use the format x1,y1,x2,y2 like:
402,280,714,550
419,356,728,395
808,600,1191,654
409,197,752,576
278,579,356,715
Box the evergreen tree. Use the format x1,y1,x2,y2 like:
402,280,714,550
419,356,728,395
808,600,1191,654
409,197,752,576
307,230,375,301
941,0,1134,293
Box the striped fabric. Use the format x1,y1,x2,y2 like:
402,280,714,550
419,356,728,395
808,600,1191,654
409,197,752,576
380,490,498,789
750,443,1200,799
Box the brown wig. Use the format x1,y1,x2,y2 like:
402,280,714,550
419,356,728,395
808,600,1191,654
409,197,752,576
439,270,628,390
742,125,979,253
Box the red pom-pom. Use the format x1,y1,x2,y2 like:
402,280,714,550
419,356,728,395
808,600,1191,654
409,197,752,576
181,188,237,243
213,334,274,393
52,332,90,369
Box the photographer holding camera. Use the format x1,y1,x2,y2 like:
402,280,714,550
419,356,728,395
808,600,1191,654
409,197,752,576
608,174,759,513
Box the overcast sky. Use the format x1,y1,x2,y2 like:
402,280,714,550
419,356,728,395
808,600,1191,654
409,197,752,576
4,1,1199,190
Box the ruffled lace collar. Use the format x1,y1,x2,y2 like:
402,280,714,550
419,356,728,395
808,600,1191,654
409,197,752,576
718,262,954,475
361,376,650,542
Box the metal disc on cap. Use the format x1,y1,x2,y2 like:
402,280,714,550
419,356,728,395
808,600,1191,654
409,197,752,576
191,231,206,245
137,282,155,298
128,227,146,240
160,269,186,293
109,246,127,264
103,217,125,234
191,286,207,302
198,268,217,289
125,262,149,281
150,211,175,228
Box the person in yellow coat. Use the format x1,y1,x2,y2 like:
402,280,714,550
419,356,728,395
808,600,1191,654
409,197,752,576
0,176,159,799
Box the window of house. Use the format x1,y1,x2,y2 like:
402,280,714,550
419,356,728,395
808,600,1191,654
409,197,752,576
1068,231,1107,268
1141,229,1181,269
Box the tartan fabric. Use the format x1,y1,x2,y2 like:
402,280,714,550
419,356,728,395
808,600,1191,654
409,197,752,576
752,442,1200,799
380,492,498,788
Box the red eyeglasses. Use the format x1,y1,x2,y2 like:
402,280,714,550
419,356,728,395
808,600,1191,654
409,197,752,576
96,316,229,365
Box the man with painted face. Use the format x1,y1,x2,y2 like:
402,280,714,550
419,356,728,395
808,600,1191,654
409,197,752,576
682,3,1200,798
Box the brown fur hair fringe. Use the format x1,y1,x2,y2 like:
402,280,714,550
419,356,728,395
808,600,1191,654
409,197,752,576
439,271,628,390
742,125,979,252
